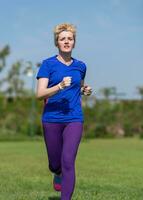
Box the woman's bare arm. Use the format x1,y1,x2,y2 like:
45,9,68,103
36,77,72,100
36,78,60,100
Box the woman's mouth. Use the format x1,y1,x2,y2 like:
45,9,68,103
64,46,70,48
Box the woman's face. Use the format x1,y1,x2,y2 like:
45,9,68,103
57,31,75,53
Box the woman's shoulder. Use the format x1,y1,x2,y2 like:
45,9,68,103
73,57,86,65
73,57,87,70
42,55,56,63
40,55,57,68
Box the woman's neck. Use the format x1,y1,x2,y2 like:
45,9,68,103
57,51,72,63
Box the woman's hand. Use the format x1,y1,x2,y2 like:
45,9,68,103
58,77,72,89
81,85,92,96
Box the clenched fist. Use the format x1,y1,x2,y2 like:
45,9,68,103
81,85,92,96
58,76,72,89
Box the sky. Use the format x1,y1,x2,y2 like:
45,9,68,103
0,0,143,99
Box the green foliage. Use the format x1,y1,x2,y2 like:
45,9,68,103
83,99,143,139
2,60,26,97
0,45,10,72
0,96,43,140
137,86,143,100
1,96,143,140
99,87,117,100
1,44,143,140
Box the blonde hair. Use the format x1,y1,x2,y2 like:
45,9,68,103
54,23,76,46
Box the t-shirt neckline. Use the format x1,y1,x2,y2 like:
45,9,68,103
55,55,74,67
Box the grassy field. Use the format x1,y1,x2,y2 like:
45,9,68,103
0,138,143,200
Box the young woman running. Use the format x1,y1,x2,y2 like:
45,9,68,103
36,23,92,200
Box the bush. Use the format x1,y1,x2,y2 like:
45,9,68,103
1,96,143,140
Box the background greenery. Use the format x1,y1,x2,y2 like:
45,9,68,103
0,95,143,140
1,45,143,140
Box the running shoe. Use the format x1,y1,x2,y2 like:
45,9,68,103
53,174,62,192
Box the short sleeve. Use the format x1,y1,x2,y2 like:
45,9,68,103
36,60,51,79
80,63,87,80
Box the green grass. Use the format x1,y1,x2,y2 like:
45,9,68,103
0,138,143,200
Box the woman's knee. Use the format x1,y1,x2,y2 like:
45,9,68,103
49,164,61,174
62,156,74,171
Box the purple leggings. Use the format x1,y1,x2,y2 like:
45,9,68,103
42,122,83,200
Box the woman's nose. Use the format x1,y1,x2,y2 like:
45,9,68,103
64,39,69,43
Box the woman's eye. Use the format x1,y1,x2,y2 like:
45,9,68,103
59,37,73,41
60,38,65,41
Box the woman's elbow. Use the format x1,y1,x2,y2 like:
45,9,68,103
36,92,43,100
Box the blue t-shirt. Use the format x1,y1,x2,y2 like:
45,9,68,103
36,55,86,123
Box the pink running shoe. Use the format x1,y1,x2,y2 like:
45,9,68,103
53,174,62,192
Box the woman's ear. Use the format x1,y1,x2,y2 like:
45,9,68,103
73,40,76,48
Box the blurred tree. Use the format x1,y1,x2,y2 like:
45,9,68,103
99,87,116,100
99,87,126,101
137,86,143,100
3,60,25,98
0,45,10,72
